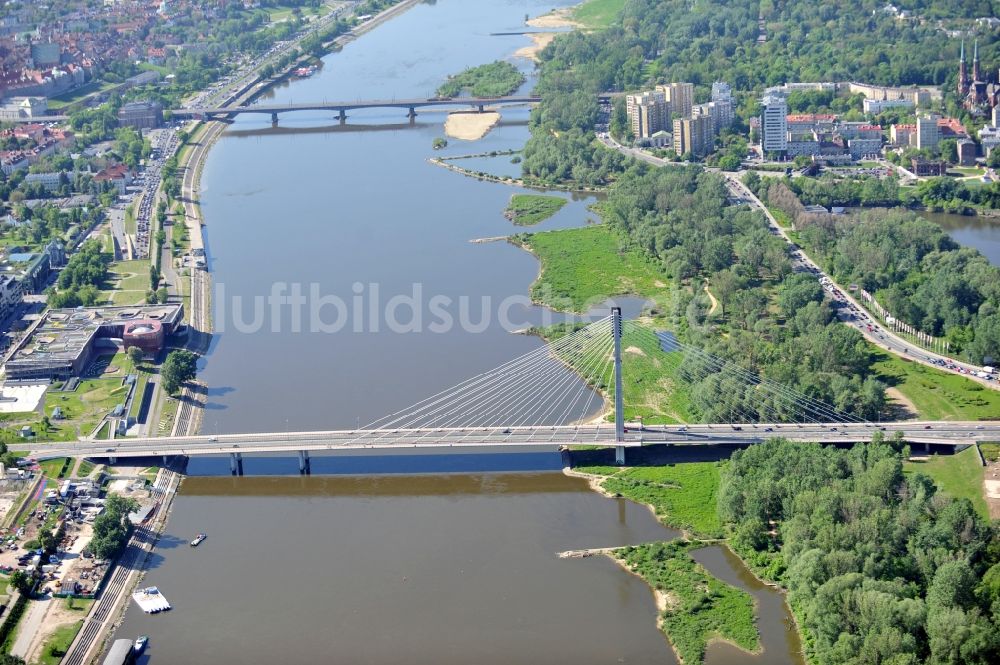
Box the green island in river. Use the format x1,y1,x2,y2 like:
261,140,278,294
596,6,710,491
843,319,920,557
503,194,568,226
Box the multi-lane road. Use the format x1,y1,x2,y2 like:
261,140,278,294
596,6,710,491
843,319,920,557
9,421,999,460
596,132,998,390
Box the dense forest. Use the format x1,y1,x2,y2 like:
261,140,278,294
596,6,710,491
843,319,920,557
760,179,1000,364
719,438,1000,665
601,167,886,419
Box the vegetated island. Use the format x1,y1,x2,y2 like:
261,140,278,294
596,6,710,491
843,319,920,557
436,60,525,98
503,194,568,226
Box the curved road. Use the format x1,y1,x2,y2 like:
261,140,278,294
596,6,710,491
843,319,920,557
597,134,999,390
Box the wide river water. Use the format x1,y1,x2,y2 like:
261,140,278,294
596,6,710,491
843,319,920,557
117,1,805,662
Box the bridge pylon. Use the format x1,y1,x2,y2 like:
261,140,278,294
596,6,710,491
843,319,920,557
613,306,625,465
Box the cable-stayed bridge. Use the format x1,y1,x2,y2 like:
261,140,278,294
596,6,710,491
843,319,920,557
10,309,998,471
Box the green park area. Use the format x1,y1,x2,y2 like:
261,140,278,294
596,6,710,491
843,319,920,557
503,194,567,226
37,619,85,665
905,446,988,518
873,351,1000,421
572,0,627,29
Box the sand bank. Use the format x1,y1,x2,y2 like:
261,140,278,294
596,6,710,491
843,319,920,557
444,111,501,140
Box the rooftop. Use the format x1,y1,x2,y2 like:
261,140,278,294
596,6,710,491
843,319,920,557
5,304,182,373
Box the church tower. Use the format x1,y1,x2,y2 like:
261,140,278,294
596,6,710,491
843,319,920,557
959,41,970,95
973,39,982,82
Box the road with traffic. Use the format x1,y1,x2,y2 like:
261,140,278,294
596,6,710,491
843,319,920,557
596,132,999,390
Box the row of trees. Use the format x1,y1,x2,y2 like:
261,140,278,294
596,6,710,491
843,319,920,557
719,438,1000,665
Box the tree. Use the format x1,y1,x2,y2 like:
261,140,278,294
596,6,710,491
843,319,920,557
127,346,144,368
161,350,198,395
9,570,32,595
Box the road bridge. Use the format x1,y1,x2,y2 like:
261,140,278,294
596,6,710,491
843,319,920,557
174,94,606,123
9,310,993,473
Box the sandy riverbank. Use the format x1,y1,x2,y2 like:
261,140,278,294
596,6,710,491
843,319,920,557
527,7,581,29
514,32,557,61
444,111,501,140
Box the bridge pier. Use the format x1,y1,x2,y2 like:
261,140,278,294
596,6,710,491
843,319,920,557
162,455,169,467
108,456,117,465
407,106,417,119
298,450,311,475
612,306,626,466
230,452,243,476
477,104,484,113
338,109,346,123
271,112,278,125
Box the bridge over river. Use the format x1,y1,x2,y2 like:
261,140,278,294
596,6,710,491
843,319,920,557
10,310,995,472
173,94,580,122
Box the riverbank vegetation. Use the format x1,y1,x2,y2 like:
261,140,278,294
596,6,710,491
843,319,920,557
720,438,1000,665
503,194,567,226
582,463,723,537
437,60,525,98
513,224,667,312
615,541,758,664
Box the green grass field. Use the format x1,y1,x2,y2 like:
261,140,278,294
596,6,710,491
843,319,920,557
581,463,723,537
518,225,668,312
874,351,1000,420
615,541,758,664
904,447,988,518
504,194,567,226
38,620,84,665
573,0,627,29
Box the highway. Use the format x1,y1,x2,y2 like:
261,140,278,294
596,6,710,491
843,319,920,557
9,421,999,459
723,175,999,389
596,133,999,390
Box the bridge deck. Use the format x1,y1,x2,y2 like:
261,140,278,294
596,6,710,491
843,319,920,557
10,422,997,459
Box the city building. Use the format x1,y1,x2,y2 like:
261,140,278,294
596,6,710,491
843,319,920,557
0,274,22,321
4,304,184,381
710,81,734,130
957,138,977,165
93,163,132,193
847,81,939,106
848,138,883,159
673,115,713,157
657,82,694,119
0,96,47,121
910,158,948,177
761,94,788,153
117,100,163,129
626,89,668,139
915,114,940,149
838,123,882,141
862,97,914,114
890,123,915,146
979,125,1000,156
23,171,66,192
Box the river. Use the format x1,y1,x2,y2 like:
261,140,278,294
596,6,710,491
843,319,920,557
918,210,1000,266
116,1,804,662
